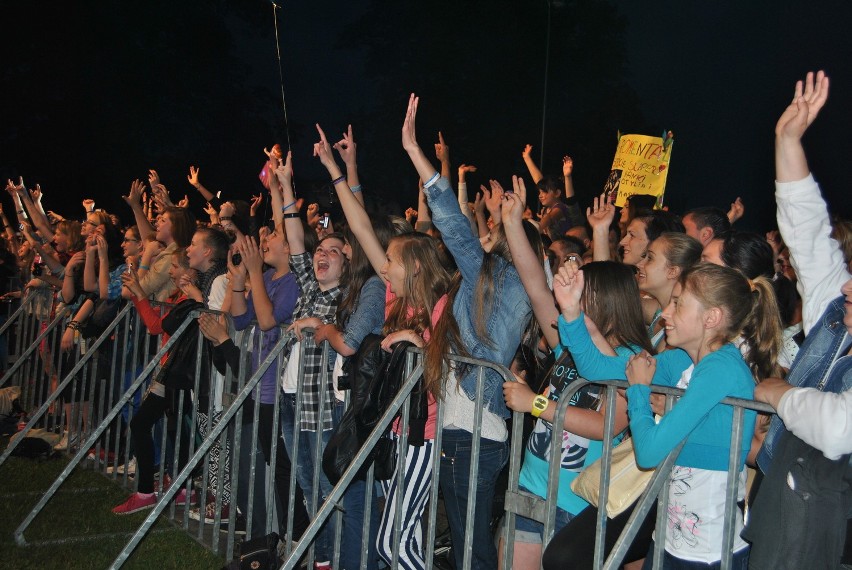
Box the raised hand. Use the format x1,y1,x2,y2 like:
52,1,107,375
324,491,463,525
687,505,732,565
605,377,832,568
179,273,202,302
586,192,615,231
82,198,95,213
306,203,320,228
121,266,145,298
249,193,263,216
30,184,43,204
263,146,282,171
187,166,200,187
435,131,450,163
405,207,417,224
552,260,584,320
511,174,528,206
123,179,145,207
148,169,161,189
332,124,357,166
484,180,505,220
401,94,421,153
522,144,533,159
458,164,477,183
775,70,829,140
95,234,108,259
66,251,86,271
562,156,574,177
226,244,247,289
313,123,339,172
177,195,189,208
274,151,293,188
501,191,525,227
727,196,745,224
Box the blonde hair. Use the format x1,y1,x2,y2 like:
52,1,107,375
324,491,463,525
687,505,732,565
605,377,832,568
680,263,782,382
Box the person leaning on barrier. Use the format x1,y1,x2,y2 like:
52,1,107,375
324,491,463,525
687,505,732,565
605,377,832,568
741,70,852,570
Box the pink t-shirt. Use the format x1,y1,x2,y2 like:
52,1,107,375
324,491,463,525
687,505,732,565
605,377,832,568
385,283,448,440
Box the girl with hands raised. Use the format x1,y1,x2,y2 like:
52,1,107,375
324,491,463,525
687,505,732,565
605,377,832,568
316,119,452,570
401,93,534,570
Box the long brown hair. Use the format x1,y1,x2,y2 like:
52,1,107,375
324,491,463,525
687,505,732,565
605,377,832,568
581,262,655,354
337,218,396,327
382,232,463,399
680,263,782,382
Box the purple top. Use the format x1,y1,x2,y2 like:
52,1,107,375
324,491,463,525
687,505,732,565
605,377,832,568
233,269,299,403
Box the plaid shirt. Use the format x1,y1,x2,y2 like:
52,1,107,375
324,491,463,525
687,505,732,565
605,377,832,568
286,251,342,431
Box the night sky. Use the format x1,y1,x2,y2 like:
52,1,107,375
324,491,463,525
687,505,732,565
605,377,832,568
3,0,850,233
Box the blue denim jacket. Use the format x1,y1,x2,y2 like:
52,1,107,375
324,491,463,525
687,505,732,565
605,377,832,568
341,274,386,351
424,176,532,418
757,295,852,473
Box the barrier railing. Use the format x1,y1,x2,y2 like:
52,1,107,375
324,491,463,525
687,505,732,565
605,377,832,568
4,296,776,570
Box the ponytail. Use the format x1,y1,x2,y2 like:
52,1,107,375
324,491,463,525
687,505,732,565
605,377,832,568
741,276,783,381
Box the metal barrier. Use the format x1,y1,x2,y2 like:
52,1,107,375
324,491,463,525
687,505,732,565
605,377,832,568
502,379,775,570
4,296,776,570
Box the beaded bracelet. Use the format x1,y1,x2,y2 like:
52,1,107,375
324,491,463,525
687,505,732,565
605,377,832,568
331,175,347,186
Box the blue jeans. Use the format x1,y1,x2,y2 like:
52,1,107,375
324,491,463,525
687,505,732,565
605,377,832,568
333,400,382,570
642,543,749,570
280,393,335,563
440,429,509,570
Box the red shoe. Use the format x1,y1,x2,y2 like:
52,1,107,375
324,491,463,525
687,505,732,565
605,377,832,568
112,492,156,515
174,487,198,506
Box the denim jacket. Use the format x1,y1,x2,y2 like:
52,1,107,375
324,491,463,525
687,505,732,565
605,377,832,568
341,274,386,351
757,297,852,473
424,176,532,418
757,174,852,473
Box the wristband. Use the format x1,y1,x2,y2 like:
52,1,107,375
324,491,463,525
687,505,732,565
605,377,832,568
530,395,549,418
281,201,296,212
219,216,233,222
231,288,246,293
282,213,299,219
139,264,150,271
350,184,362,194
423,172,440,189
66,320,80,331
331,175,347,186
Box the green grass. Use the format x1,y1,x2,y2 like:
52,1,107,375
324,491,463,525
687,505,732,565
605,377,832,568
0,454,225,569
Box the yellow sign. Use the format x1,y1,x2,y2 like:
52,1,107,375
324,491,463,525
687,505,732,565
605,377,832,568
604,133,673,208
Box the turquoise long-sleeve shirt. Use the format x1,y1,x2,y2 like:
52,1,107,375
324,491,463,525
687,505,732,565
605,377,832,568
558,314,756,471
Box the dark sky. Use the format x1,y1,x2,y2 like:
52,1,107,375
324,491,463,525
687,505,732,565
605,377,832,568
3,0,850,233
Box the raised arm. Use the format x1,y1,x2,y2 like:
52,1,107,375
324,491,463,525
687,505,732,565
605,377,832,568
332,125,365,207
275,152,305,255
187,166,218,204
19,184,54,240
502,183,559,348
457,164,477,233
587,192,615,261
82,236,99,294
521,144,544,185
435,131,451,182
400,95,440,187
773,70,849,332
95,234,110,299
315,123,387,277
122,179,156,241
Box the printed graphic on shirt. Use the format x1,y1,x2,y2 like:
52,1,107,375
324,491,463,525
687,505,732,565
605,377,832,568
526,350,603,470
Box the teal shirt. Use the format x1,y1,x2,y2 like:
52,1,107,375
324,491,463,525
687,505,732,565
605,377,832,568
558,314,756,471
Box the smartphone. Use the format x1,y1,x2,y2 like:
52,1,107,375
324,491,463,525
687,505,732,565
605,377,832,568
320,213,330,229
18,223,24,231
126,261,134,274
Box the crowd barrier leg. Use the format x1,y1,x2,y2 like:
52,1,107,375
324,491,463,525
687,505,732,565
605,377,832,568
12,314,194,546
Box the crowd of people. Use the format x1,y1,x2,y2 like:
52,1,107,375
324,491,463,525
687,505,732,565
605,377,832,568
2,70,850,570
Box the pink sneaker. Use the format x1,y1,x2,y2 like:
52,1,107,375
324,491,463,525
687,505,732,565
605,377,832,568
174,487,198,506
112,492,156,515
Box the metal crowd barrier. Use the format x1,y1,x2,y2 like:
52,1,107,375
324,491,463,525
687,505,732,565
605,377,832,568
502,379,775,570
4,293,776,570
